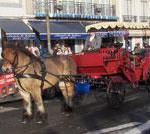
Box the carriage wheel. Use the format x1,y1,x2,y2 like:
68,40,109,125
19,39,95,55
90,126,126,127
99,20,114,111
106,81,126,109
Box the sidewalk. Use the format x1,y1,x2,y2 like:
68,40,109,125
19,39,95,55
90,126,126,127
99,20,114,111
0,93,22,104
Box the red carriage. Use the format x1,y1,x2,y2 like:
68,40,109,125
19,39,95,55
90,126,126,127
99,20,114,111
72,22,150,108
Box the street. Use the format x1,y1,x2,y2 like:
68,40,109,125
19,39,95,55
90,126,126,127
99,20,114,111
1,88,150,134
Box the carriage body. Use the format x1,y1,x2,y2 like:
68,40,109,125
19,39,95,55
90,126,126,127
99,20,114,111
72,21,150,89
72,47,150,108
72,47,150,84
72,48,125,79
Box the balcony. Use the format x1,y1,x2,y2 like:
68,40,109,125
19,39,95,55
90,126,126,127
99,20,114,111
139,16,149,22
123,15,137,22
33,0,117,21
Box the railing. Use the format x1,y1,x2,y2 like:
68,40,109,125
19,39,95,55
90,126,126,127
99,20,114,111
139,16,149,22
123,15,137,22
33,0,116,19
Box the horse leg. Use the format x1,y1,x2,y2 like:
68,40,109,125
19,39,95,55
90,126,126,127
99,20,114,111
19,90,33,123
31,90,48,123
59,81,74,113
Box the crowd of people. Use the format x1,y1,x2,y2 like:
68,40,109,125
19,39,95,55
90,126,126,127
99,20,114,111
133,42,150,55
53,42,72,55
24,35,150,57
25,42,72,57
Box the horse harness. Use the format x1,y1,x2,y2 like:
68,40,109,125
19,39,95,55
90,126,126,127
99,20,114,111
3,49,74,92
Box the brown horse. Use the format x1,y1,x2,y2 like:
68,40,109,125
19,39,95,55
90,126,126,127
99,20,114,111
1,44,76,123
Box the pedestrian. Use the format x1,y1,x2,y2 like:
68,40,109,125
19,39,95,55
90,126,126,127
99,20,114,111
28,44,40,57
125,40,132,52
143,42,149,49
83,30,102,51
53,42,62,55
133,43,141,55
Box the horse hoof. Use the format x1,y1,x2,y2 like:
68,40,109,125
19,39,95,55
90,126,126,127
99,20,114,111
61,104,73,113
61,112,70,117
36,112,48,124
21,121,27,124
65,106,73,113
21,114,33,123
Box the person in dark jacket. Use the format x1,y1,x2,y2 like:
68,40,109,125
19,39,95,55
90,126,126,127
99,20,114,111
83,30,102,51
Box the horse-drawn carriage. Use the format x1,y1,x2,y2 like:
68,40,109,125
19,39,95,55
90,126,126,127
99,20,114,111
72,22,150,108
72,47,150,108
2,22,150,123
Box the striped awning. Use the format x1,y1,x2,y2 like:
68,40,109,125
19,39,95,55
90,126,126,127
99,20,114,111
86,22,150,32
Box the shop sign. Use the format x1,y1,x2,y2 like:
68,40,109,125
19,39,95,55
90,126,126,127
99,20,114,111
40,33,88,40
6,34,36,40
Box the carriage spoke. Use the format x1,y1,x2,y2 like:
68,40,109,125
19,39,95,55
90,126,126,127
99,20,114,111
106,81,126,109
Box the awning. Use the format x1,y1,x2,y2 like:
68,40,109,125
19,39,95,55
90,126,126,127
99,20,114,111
86,22,150,32
29,21,87,40
129,29,150,37
0,20,36,40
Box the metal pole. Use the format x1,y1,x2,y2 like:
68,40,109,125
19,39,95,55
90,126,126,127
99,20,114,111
45,0,53,54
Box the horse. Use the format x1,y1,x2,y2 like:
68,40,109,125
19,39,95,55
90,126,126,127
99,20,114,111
1,44,77,123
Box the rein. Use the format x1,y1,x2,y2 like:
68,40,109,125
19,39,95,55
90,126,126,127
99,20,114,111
3,46,75,93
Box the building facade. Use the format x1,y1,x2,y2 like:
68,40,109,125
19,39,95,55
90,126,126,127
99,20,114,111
116,0,150,49
0,0,118,54
32,0,117,54
2,0,150,53
0,0,36,48
116,0,150,23
0,0,33,17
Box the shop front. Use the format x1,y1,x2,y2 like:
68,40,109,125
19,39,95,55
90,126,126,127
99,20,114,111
129,29,150,50
29,20,87,55
86,22,150,50
0,19,36,59
0,19,36,49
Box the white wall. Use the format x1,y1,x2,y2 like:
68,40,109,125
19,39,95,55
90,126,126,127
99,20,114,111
0,0,28,17
116,0,150,23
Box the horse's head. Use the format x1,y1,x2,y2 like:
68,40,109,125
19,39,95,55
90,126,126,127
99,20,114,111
1,47,17,73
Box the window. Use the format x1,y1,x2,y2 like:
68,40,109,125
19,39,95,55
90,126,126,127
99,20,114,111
141,0,148,17
101,0,110,4
124,0,132,16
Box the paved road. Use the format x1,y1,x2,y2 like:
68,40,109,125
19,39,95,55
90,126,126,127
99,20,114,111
1,88,150,134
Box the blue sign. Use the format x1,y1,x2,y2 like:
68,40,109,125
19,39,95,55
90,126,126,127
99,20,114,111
39,31,128,40
6,34,36,40
40,33,88,40
96,30,128,37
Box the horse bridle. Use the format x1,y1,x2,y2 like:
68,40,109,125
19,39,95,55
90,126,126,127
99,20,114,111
2,46,75,94
2,46,49,91
2,46,38,74
2,47,18,68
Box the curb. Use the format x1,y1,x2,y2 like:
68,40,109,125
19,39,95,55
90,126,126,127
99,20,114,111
125,120,150,134
0,95,22,104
